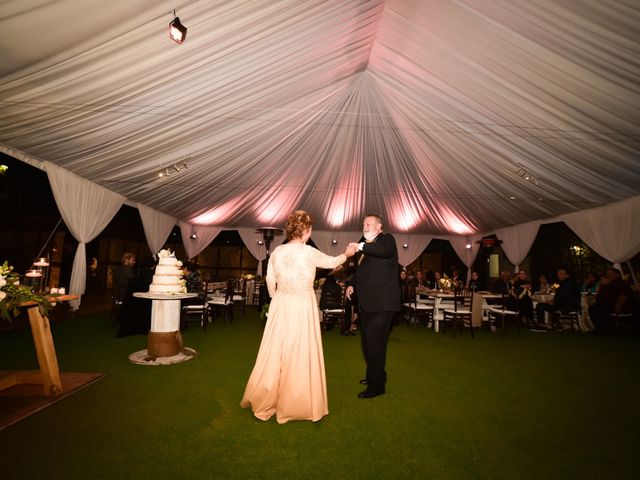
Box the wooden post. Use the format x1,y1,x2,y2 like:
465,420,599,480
26,305,63,396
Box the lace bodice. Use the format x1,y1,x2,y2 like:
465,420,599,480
266,243,346,295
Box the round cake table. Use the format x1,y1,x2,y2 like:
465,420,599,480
129,292,197,365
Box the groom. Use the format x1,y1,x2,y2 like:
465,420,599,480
346,214,401,399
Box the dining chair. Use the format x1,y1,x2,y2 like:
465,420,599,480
181,290,210,332
403,286,434,328
442,288,474,337
487,293,520,336
320,287,345,332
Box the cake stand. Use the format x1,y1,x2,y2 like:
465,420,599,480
129,292,197,365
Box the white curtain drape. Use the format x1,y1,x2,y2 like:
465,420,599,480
561,195,640,265
45,162,124,309
137,203,176,257
495,221,542,272
178,222,223,259
237,227,286,276
392,233,433,268
448,234,482,283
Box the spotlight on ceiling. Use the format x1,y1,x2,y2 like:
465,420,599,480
169,15,187,44
331,239,338,245
257,240,264,246
465,242,472,249
190,234,197,239
402,242,408,249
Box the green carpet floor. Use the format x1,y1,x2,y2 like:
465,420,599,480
0,309,638,480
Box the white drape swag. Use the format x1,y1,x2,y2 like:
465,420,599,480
448,234,482,283
495,221,542,272
137,203,176,257
393,234,433,268
3,3,639,236
237,228,286,277
179,222,223,259
45,162,124,309
561,195,640,264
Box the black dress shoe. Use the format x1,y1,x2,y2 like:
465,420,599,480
359,379,368,385
358,390,384,399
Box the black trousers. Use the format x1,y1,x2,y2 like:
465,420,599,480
360,310,394,394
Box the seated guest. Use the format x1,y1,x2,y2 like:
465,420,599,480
451,269,463,289
434,271,442,288
425,270,436,289
415,271,427,288
467,271,483,291
184,262,202,293
535,273,550,293
492,271,512,295
581,272,599,294
513,269,534,323
535,268,581,328
399,269,411,303
319,267,347,334
589,267,634,335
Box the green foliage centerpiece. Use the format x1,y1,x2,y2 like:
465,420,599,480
0,261,53,321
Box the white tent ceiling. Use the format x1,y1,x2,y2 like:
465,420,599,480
1,0,639,235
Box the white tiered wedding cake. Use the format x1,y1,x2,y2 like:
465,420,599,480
148,249,187,294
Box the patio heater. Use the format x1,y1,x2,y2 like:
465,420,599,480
255,227,283,265
255,227,283,306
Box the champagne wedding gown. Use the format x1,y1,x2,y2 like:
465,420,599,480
241,243,346,424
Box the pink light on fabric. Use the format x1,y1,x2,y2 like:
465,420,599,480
254,186,302,225
326,177,362,228
439,206,475,235
190,196,246,225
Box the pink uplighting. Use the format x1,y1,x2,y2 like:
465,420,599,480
325,177,362,228
191,196,245,225
254,187,302,225
439,206,475,235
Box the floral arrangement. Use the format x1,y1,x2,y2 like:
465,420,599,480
260,303,270,322
550,283,560,291
0,261,53,321
438,274,452,290
158,248,183,269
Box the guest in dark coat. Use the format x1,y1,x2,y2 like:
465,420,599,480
535,268,581,327
513,269,534,322
589,267,634,334
116,256,155,337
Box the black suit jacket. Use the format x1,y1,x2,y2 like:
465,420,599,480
354,232,401,313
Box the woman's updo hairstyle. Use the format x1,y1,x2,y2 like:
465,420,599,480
285,210,313,240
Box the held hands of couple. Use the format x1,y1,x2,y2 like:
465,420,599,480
344,243,358,258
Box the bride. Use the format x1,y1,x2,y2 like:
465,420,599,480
241,210,356,423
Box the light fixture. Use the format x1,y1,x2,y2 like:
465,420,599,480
515,164,539,186
402,242,408,249
331,239,338,245
257,240,264,246
157,160,188,178
190,234,197,239
169,14,187,44
465,242,472,249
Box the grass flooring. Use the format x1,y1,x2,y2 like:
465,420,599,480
0,308,638,480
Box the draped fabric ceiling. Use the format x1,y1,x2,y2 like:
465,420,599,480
1,1,639,238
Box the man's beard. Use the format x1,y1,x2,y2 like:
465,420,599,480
363,231,378,242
